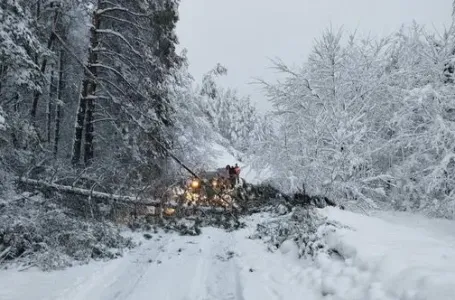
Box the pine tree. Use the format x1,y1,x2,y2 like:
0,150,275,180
0,0,44,105
70,0,182,169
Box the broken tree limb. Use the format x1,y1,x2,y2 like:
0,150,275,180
0,246,11,263
17,177,160,206
17,178,240,214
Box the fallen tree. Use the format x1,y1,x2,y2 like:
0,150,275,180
16,177,239,216
17,177,160,205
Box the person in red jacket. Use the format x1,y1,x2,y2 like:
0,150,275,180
234,163,241,185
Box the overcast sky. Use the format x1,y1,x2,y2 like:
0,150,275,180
176,0,453,112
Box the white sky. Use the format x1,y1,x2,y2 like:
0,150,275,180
176,0,453,112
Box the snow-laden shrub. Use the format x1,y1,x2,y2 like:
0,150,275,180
252,25,455,218
250,206,343,260
385,85,455,218
0,192,134,271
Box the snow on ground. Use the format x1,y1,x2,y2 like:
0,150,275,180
0,217,311,300
371,210,455,245
318,207,455,300
2,209,454,300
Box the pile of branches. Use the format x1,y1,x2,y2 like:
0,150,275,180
128,208,246,236
127,181,343,237
122,181,288,235
235,181,344,213
160,214,246,236
243,183,346,260
0,191,135,271
249,204,343,260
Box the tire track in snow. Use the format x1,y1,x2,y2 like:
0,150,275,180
97,236,174,300
52,234,172,300
232,222,323,300
128,233,213,300
233,259,246,300
203,230,245,300
182,238,211,300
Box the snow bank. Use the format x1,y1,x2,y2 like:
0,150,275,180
319,207,455,300
247,206,455,299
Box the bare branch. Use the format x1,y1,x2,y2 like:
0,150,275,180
95,29,142,57
100,14,153,33
96,5,152,18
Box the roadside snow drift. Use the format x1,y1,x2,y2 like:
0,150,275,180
318,207,455,300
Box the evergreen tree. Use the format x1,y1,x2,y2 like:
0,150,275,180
0,0,44,110
70,0,182,174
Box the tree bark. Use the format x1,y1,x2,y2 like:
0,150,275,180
36,0,41,20
71,81,88,165
0,65,5,97
71,1,101,165
47,69,55,144
53,49,64,158
19,177,160,205
83,5,101,165
18,177,232,215
30,4,59,119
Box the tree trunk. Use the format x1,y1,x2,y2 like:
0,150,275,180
13,92,19,113
72,1,101,165
83,5,101,165
36,0,41,19
30,3,59,120
47,69,55,144
0,64,5,97
18,177,161,205
84,96,95,164
54,50,64,158
71,81,88,165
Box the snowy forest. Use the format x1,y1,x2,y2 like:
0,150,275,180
1,0,455,273
254,23,455,218
0,0,267,188
0,0,270,268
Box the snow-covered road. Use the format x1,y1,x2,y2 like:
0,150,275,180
2,209,455,300
54,228,244,300
0,216,312,300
